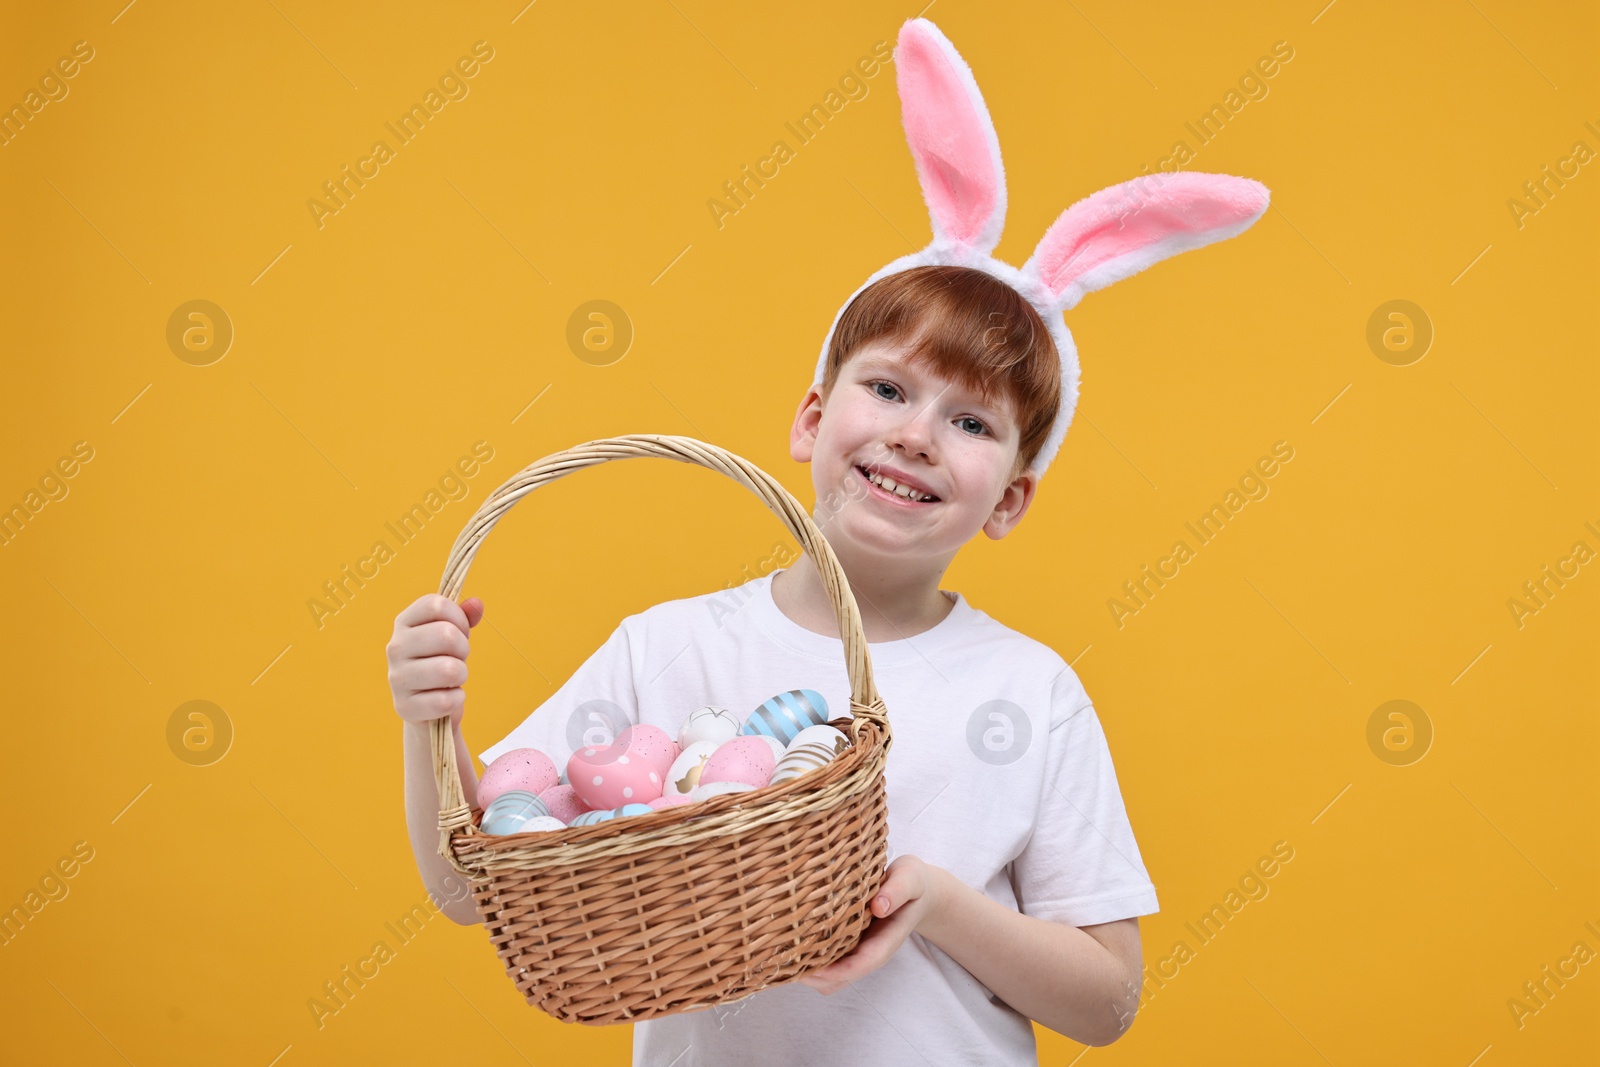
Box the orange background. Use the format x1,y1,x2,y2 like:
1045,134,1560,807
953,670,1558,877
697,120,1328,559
2,1,1595,1064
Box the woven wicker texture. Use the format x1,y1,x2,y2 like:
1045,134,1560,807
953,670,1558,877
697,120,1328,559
430,434,893,1024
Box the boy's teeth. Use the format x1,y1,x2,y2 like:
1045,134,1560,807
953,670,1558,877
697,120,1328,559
862,467,933,502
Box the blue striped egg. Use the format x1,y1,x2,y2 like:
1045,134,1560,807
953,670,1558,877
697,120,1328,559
741,689,830,746
480,790,552,835
570,808,617,827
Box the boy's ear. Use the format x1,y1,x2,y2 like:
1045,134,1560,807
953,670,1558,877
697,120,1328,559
790,386,825,463
984,468,1038,540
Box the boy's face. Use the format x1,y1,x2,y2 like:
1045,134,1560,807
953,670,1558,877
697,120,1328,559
789,339,1039,564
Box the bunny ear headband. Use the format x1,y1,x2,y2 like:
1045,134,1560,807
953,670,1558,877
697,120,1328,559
812,17,1272,481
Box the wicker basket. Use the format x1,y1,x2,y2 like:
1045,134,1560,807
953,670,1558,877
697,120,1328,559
431,433,893,1025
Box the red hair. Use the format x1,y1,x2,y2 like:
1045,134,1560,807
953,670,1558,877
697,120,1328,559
820,265,1061,480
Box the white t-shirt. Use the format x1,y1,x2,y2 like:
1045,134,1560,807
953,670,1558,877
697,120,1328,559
478,567,1159,1065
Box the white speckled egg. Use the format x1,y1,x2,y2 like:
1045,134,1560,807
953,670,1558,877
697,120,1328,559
664,740,718,797
754,734,786,764
786,724,850,756
679,705,741,749
519,815,569,833
691,780,756,802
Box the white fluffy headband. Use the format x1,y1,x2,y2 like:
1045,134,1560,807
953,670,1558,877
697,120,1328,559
812,18,1272,480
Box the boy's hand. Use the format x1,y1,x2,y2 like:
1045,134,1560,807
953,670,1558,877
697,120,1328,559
386,594,485,726
797,854,945,996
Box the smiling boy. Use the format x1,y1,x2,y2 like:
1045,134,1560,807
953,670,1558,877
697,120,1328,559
390,16,1271,1064
757,264,1155,1053
392,264,1163,1064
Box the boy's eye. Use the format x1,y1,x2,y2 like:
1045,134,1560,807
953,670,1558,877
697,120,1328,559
867,380,990,437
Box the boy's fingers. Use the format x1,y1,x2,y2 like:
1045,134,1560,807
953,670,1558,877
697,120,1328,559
873,865,911,915
396,594,469,635
460,597,485,629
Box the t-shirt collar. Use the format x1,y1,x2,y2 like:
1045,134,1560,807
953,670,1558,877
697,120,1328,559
742,566,977,667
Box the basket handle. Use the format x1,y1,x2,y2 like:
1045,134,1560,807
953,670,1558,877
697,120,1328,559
430,433,885,857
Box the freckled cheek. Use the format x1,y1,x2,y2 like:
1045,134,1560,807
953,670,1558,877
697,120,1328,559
849,406,889,435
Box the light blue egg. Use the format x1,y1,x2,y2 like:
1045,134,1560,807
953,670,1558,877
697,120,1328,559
614,803,653,818
485,789,548,809
570,809,616,827
480,790,552,835
482,791,549,819
741,688,830,746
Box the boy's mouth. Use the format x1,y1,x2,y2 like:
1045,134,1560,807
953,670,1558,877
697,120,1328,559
855,465,941,505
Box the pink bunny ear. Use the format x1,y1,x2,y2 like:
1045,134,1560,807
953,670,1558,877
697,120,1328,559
1023,172,1270,312
896,18,1007,254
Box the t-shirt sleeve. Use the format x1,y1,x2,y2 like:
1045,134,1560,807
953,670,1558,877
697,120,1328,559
475,619,641,776
1010,665,1160,928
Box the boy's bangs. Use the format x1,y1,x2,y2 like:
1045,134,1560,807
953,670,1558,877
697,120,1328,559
823,265,1062,478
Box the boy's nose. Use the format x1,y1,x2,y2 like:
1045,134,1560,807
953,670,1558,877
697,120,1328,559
886,403,939,459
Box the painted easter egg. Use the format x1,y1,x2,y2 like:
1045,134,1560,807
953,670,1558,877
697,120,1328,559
691,780,756,802
786,724,850,756
536,784,588,825
570,808,617,827
770,741,841,786
566,724,677,810
613,803,654,819
678,705,741,749
478,748,559,809
741,689,830,746
753,734,786,764
701,736,775,790
624,725,675,772
648,793,696,811
480,790,552,835
519,815,569,833
663,740,718,797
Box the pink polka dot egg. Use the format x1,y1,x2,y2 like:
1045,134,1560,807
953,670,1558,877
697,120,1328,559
567,724,679,810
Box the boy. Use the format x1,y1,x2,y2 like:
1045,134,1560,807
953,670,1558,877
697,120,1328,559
389,264,1160,1063
392,14,1272,1059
